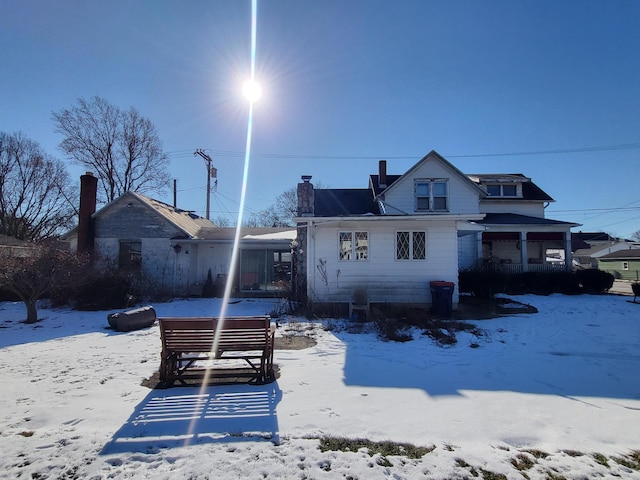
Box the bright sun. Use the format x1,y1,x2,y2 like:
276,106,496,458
242,79,262,102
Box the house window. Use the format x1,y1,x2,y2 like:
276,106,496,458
396,231,426,260
415,179,448,212
119,241,142,271
487,184,517,197
502,184,517,196
339,231,368,261
623,261,629,271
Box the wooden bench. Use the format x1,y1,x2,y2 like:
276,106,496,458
158,316,275,386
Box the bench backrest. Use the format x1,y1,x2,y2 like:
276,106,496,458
159,316,272,353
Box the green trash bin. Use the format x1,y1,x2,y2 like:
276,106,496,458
430,281,454,317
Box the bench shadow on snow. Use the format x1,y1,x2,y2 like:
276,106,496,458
101,382,282,455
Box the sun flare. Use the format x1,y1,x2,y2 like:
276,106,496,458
242,79,262,102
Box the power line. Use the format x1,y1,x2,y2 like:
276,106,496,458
165,141,640,162
548,206,640,214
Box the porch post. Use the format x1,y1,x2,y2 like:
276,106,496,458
564,231,573,272
476,232,483,265
520,231,529,272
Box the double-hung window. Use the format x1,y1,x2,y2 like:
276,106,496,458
339,231,368,261
415,179,448,212
396,231,426,260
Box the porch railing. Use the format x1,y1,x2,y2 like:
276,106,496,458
498,263,567,274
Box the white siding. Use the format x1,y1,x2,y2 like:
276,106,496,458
308,220,460,305
480,201,545,217
382,157,481,216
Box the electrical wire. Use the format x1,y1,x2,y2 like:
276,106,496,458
166,141,640,162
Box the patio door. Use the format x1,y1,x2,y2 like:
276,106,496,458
240,249,291,292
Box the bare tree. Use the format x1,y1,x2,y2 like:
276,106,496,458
0,132,76,241
632,230,640,242
246,186,298,227
0,245,89,323
246,184,324,227
53,96,170,203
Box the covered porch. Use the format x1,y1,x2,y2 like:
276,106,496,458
476,214,577,273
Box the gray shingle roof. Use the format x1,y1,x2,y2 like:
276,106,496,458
599,249,640,260
314,189,380,217
467,173,554,201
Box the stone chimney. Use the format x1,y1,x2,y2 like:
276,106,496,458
297,175,314,217
379,160,387,188
77,172,98,254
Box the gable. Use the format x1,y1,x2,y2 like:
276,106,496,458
379,151,484,215
95,194,188,239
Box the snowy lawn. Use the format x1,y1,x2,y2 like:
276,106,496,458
0,294,638,479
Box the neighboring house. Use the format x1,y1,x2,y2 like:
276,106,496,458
0,234,38,258
294,150,577,310
598,249,640,281
63,174,295,296
572,232,639,269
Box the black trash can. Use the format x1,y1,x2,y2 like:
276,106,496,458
430,281,455,317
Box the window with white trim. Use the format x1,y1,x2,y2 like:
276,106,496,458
339,231,368,261
415,179,448,211
623,261,629,271
396,231,426,260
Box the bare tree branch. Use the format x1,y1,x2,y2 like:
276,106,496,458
0,132,76,241
52,96,170,203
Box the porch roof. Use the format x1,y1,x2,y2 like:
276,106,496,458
478,213,578,227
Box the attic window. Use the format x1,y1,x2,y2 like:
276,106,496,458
415,179,448,212
487,184,517,197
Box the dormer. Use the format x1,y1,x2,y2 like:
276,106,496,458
468,173,554,217
468,174,528,198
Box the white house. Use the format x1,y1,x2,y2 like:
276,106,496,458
294,151,577,311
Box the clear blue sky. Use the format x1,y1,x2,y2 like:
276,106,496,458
1,1,639,238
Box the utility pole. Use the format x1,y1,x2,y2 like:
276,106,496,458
193,149,217,220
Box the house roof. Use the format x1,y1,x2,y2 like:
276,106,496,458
598,249,640,260
126,192,215,239
196,227,296,241
0,234,31,247
572,232,618,243
62,191,216,240
467,173,554,202
477,213,577,227
369,174,402,196
314,189,381,217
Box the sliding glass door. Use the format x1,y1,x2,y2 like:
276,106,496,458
240,249,291,292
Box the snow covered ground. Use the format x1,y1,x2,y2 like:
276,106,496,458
1,294,638,479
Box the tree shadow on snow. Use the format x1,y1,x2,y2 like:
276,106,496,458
101,382,282,455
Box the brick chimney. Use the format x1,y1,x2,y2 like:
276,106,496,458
297,175,314,217
77,172,98,254
379,160,387,188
